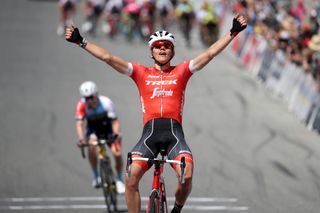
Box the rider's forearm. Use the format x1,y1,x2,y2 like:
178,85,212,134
191,15,247,71
83,42,129,75
206,33,234,59
65,26,130,74
112,119,121,135
76,120,85,141
192,33,234,70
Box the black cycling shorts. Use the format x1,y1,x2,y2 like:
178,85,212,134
130,118,192,169
85,121,114,146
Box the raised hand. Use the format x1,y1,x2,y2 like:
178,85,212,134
65,25,87,48
230,14,247,37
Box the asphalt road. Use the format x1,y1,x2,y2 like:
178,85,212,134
1,1,320,213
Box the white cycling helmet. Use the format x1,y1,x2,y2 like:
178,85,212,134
148,30,176,47
79,81,98,98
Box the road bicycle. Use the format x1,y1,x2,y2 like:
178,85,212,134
80,136,118,213
127,150,186,213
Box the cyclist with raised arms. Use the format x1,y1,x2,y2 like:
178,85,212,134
66,14,247,213
76,81,125,194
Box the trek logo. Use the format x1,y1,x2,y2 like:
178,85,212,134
150,88,173,99
146,80,178,86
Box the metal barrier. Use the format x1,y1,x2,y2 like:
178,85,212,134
226,19,320,133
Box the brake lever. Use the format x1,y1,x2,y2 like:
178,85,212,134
80,145,86,159
127,152,133,177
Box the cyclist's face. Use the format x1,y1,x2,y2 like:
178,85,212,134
85,95,98,108
151,40,174,62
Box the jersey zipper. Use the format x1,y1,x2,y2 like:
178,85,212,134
160,70,163,117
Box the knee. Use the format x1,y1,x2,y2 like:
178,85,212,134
184,173,192,183
181,174,193,191
113,151,122,158
125,174,139,191
177,163,193,193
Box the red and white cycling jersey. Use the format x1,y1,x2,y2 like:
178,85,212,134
75,95,117,122
127,60,196,124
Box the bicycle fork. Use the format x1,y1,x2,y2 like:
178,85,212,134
147,162,168,213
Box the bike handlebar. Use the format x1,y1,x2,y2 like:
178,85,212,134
78,135,119,159
126,152,186,184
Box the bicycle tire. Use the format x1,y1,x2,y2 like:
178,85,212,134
100,158,117,213
148,190,159,213
159,199,166,213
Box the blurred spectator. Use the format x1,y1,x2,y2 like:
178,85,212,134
307,35,320,84
309,35,320,53
280,15,299,39
286,42,303,66
309,9,319,36
289,0,306,22
277,30,290,52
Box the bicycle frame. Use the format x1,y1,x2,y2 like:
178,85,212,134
80,134,119,159
80,137,118,213
149,155,168,213
127,152,185,213
80,138,109,159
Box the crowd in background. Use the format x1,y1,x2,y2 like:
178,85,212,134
58,0,320,132
224,0,320,132
57,0,220,46
57,0,320,71
228,0,320,89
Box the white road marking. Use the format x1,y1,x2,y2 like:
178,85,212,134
1,196,238,203
0,196,249,211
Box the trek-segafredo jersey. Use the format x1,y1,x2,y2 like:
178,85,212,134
128,60,196,125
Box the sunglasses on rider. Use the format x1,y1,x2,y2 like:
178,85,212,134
152,40,173,49
85,95,95,101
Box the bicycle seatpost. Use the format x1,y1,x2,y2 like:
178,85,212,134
160,149,167,160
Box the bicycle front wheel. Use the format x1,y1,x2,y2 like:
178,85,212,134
100,158,117,213
148,190,159,213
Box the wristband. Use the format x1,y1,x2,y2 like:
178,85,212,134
79,38,87,48
230,31,239,37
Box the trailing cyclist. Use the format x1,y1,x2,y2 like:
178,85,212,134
175,0,195,47
140,0,156,40
81,0,106,35
196,1,220,47
66,14,247,213
75,81,125,194
102,0,124,38
122,0,141,41
57,0,77,36
156,0,175,30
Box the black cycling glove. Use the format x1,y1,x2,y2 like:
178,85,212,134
230,17,246,37
66,27,87,48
